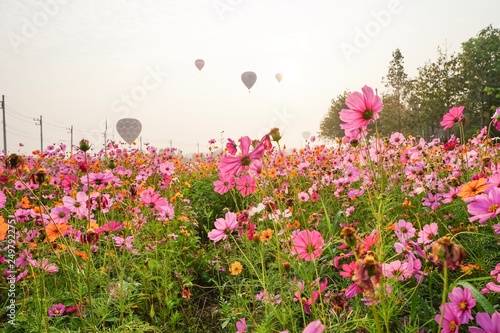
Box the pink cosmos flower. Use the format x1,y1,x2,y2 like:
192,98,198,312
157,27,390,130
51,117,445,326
140,189,170,213
213,173,235,194
235,317,246,333
417,223,438,244
467,187,500,224
298,191,310,202
491,107,500,131
448,287,476,324
81,172,116,189
422,192,442,211
302,320,325,333
49,206,71,224
395,219,416,241
382,260,412,281
0,190,6,209
218,135,268,176
28,258,58,273
468,311,500,333
95,221,123,234
235,175,256,196
339,85,383,132
291,230,324,261
440,106,464,130
435,303,461,333
113,235,139,255
62,192,88,219
207,212,238,242
48,303,66,317
389,132,405,146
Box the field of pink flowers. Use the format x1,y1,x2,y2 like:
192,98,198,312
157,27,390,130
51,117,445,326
1,87,499,332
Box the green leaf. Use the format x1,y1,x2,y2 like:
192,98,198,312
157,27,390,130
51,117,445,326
149,304,155,318
455,281,495,314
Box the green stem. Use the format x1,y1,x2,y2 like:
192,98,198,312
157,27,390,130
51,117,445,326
438,265,449,333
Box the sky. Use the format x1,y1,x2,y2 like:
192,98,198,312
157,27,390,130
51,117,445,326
1,0,499,155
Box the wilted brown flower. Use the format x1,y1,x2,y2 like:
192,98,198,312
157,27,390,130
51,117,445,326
352,251,382,294
5,154,23,169
340,226,357,248
431,235,465,269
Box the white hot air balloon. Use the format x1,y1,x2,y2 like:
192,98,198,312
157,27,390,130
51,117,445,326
275,73,283,83
116,118,142,145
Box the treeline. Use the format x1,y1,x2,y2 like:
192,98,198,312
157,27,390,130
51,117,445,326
320,25,500,141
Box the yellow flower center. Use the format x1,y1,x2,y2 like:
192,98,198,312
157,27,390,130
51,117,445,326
459,301,467,310
488,204,499,213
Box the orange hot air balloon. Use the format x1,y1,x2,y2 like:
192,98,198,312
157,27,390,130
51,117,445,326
275,73,283,83
195,59,205,71
241,71,257,91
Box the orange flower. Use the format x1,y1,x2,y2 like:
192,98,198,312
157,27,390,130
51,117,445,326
19,196,32,209
74,250,88,260
229,261,243,276
260,229,274,242
457,178,489,200
45,222,68,242
0,217,7,241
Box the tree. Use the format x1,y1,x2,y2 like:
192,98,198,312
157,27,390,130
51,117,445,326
382,49,409,133
319,91,349,141
406,46,462,140
460,25,500,132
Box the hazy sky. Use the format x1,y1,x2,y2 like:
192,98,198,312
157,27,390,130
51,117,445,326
1,0,499,155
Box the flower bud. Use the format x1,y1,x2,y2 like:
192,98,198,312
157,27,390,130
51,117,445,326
30,168,47,185
79,139,91,152
269,127,282,142
80,229,99,244
431,235,465,269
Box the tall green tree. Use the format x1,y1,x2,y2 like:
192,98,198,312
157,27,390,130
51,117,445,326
460,25,500,132
382,49,409,133
319,91,349,141
406,46,462,140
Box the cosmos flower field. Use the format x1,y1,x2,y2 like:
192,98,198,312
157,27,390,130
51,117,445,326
1,87,500,332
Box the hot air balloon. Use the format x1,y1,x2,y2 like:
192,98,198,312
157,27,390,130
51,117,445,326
302,131,311,140
275,73,283,83
116,118,142,145
241,71,257,91
195,59,205,71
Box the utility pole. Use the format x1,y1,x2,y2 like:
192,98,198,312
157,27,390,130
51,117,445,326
169,139,172,150
67,125,73,154
1,95,6,155
34,115,43,152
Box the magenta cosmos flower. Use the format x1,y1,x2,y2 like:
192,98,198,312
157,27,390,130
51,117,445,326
448,287,476,324
339,85,383,133
467,187,500,224
469,311,500,333
48,303,66,317
218,135,269,176
207,212,238,242
435,303,461,333
440,106,464,130
291,230,324,261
